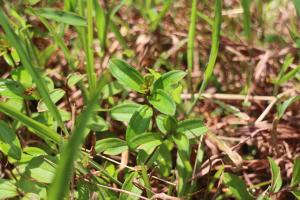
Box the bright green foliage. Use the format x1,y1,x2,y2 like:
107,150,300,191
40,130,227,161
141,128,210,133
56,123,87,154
223,173,253,200
0,121,21,160
268,157,282,193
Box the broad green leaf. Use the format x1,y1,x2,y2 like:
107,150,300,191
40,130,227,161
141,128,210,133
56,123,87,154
291,159,300,187
177,119,208,139
0,103,61,143
0,179,18,199
109,102,141,122
37,89,65,112
156,114,168,134
129,132,162,149
88,115,109,132
67,73,85,87
268,157,282,193
126,105,153,142
223,173,252,200
95,138,128,155
173,132,192,197
11,67,33,88
277,96,300,119
0,121,21,160
119,172,142,200
152,70,186,92
21,156,56,184
48,77,107,200
102,81,124,99
109,58,145,93
32,8,87,26
0,9,67,134
148,89,176,115
0,78,27,99
20,147,48,163
156,141,173,177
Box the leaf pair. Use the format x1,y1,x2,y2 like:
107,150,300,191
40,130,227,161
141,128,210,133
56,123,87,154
109,58,186,116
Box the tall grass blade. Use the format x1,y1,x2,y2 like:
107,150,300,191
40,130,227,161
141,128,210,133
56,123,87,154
48,76,108,200
0,9,68,135
187,0,197,74
94,0,108,53
86,0,97,94
241,0,251,41
188,0,222,114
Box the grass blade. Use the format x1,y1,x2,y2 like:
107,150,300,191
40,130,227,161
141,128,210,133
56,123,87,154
0,103,61,143
86,0,97,94
0,8,68,135
94,0,108,52
187,0,197,74
151,0,173,30
241,0,251,41
48,76,108,200
188,0,222,114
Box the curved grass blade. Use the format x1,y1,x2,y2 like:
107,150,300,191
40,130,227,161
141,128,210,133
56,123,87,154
0,103,61,143
32,8,87,26
48,76,108,200
188,0,222,115
0,9,68,135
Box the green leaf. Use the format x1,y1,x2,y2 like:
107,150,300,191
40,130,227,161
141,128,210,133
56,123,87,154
119,172,143,200
173,132,192,197
291,159,300,187
21,156,56,184
0,121,21,160
67,73,85,87
277,96,300,119
277,65,300,85
126,105,153,142
268,157,282,193
0,78,27,99
20,147,48,163
11,67,33,88
109,58,145,93
37,89,65,112
177,119,208,139
109,102,141,122
223,173,252,200
94,0,108,50
102,81,124,99
95,138,128,155
241,0,251,40
88,115,109,132
152,70,186,92
0,9,67,134
148,89,176,115
0,103,61,143
48,77,107,200
129,132,162,150
0,179,18,199
156,141,173,177
32,8,87,26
